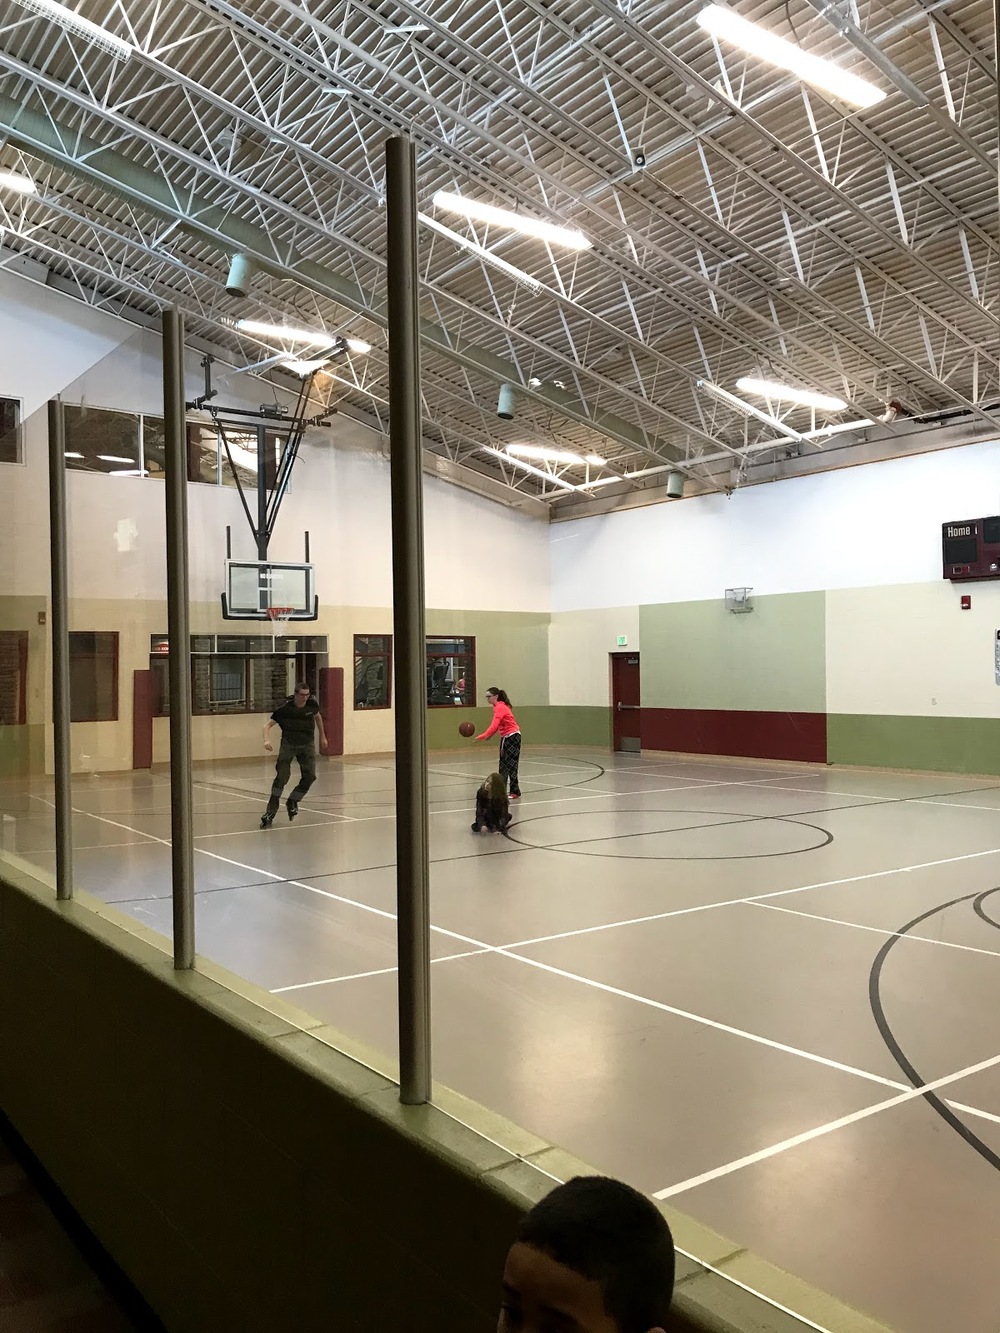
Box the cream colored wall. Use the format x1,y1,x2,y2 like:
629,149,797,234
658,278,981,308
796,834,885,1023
548,607,639,706
827,580,1000,718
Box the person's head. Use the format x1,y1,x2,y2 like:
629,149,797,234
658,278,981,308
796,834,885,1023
292,681,311,708
499,1177,674,1333
484,772,507,804
486,686,511,706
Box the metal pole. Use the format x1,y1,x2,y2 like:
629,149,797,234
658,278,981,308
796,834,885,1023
162,309,196,970
386,136,431,1104
46,400,73,901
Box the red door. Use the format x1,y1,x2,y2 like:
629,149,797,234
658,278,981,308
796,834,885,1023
611,653,641,753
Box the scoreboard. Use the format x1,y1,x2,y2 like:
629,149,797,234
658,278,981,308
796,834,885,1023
942,517,1000,581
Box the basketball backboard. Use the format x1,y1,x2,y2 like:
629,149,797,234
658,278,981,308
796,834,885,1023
222,560,318,620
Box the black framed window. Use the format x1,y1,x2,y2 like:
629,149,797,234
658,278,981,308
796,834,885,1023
64,405,142,476
151,634,327,717
354,635,391,710
426,636,475,708
0,397,22,464
0,631,28,725
69,632,119,722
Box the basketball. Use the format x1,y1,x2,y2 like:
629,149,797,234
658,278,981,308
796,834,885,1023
459,721,475,738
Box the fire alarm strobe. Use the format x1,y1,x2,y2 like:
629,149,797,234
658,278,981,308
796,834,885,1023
942,517,1000,582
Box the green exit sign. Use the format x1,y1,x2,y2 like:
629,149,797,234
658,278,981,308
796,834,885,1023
616,634,628,646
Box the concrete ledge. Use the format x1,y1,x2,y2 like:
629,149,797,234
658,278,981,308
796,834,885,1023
0,855,888,1332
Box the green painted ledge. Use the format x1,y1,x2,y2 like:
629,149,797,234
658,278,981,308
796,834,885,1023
829,714,1000,776
0,725,44,779
427,706,611,750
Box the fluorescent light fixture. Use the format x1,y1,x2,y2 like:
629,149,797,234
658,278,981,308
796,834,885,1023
0,170,37,195
507,443,586,465
235,319,335,347
97,454,135,464
736,377,847,411
484,447,581,492
343,337,372,355
584,454,606,467
432,191,592,251
109,469,149,477
63,451,83,459
696,5,886,109
11,0,134,60
696,379,813,445
280,358,330,376
419,212,543,291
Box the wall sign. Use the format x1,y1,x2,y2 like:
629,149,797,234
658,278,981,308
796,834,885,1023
616,634,628,646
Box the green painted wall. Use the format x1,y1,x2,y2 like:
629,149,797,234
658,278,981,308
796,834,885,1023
425,609,549,749
640,593,826,713
828,714,1000,776
0,724,44,779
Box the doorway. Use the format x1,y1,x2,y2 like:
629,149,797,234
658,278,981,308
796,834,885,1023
610,652,640,752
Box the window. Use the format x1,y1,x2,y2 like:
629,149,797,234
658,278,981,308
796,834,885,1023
0,631,28,725
64,405,142,476
426,636,475,708
151,634,328,717
210,657,246,706
69,632,119,722
0,397,22,465
186,423,281,487
353,635,391,710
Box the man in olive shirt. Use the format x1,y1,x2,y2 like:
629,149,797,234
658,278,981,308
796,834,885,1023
260,681,328,829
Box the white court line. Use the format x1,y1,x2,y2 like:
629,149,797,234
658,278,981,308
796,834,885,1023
916,798,1000,812
490,947,907,1091
333,777,762,824
193,781,357,823
497,843,1000,953
271,946,491,993
750,900,1000,960
652,1046,1000,1200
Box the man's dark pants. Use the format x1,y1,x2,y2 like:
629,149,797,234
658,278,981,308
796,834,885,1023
266,738,316,816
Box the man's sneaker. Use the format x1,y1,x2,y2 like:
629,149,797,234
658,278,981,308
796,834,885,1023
286,798,299,821
260,813,274,829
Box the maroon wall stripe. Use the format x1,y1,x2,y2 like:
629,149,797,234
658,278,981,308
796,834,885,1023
642,708,827,764
318,666,344,757
132,669,154,770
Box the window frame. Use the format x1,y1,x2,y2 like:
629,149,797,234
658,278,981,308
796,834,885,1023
425,636,476,709
0,396,23,466
0,630,28,725
150,634,328,718
69,631,120,723
353,634,392,711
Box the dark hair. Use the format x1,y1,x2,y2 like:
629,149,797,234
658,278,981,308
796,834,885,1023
517,1177,674,1331
295,681,311,693
487,686,511,706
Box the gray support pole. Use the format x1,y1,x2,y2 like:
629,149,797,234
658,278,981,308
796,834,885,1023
46,400,73,900
162,309,196,970
386,136,431,1105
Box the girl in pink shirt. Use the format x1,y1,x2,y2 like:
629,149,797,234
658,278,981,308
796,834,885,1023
475,686,522,798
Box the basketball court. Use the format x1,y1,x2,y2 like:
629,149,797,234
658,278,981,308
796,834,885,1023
5,745,1000,1332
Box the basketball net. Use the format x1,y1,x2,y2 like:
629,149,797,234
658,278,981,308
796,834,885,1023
267,605,293,651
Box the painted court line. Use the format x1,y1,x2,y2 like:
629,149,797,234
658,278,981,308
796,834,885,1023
271,947,491,993
490,947,907,1091
652,1046,1000,1200
498,843,1000,952
750,900,1000,960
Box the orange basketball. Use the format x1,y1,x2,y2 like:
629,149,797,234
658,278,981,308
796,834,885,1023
459,721,475,738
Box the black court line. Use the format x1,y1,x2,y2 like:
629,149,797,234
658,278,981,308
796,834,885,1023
504,808,834,860
869,886,1000,1173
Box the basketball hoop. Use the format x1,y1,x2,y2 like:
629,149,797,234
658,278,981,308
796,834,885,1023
267,605,294,648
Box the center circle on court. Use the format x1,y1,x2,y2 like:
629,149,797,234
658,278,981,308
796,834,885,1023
504,806,834,860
